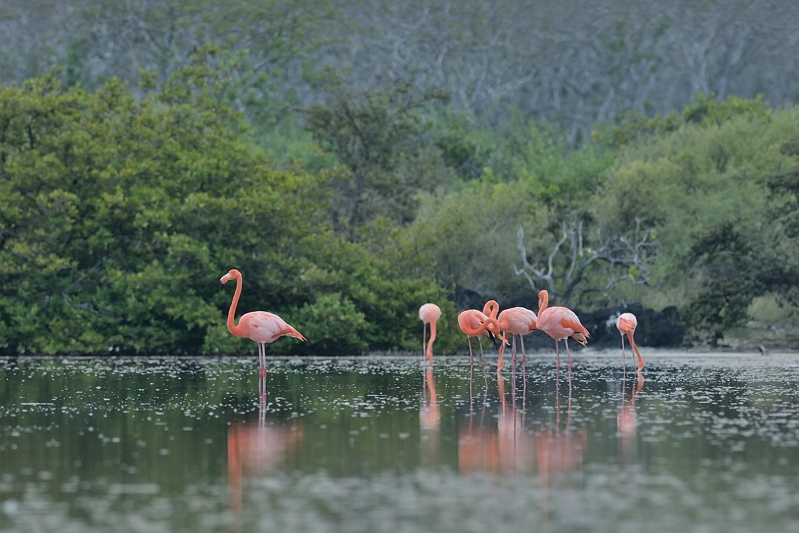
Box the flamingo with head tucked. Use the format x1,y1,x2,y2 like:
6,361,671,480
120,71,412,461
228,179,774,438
458,309,506,368
535,290,590,371
616,312,645,370
419,303,442,361
220,269,305,396
482,300,537,371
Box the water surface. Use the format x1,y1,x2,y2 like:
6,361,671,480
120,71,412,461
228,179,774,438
1,353,799,532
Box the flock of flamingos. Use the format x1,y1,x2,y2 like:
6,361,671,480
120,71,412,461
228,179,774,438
222,268,649,521
219,268,646,378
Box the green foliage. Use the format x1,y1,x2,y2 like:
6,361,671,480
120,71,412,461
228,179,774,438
0,66,450,356
593,92,772,151
682,93,772,127
412,177,539,300
303,72,451,234
681,222,763,343
4,47,799,353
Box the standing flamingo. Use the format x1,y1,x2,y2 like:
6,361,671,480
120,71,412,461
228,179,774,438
457,309,506,368
616,312,645,370
482,300,537,371
419,303,442,361
536,290,590,371
220,269,306,397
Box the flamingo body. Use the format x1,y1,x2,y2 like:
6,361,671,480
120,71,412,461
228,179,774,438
496,307,537,335
457,309,505,367
457,309,495,337
616,312,637,335
483,301,537,370
536,307,589,345
536,290,590,371
419,303,442,360
236,311,306,344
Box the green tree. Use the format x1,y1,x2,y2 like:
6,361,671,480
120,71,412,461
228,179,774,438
0,60,453,356
681,222,763,344
303,72,450,237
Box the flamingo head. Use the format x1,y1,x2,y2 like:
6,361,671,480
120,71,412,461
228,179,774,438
220,269,241,285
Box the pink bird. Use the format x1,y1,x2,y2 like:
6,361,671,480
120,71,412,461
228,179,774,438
419,303,442,361
482,300,537,371
457,309,506,368
220,269,306,396
536,290,590,371
616,312,645,370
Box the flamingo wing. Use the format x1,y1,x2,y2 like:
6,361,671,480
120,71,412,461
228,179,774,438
419,303,442,323
239,312,306,343
502,307,537,334
616,313,637,334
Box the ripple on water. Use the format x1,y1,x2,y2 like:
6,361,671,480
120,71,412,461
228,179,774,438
1,355,799,532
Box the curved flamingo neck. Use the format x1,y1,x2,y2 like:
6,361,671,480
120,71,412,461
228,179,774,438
538,290,549,313
483,300,500,320
461,316,501,336
426,320,438,359
227,272,247,338
628,332,645,370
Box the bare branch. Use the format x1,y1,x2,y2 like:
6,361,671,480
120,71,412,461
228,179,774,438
515,209,658,307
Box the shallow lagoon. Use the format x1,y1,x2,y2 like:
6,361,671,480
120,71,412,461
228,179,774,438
1,352,799,532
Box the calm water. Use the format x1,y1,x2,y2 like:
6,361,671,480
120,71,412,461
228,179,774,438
1,353,799,532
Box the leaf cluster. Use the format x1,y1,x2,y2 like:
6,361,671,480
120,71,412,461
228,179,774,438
0,66,451,356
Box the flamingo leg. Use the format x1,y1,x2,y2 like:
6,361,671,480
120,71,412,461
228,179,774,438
423,324,428,360
555,340,561,372
520,335,527,385
478,338,488,387
511,335,517,372
565,338,573,372
620,333,627,368
522,353,527,412
258,343,267,403
466,336,474,367
520,335,527,367
511,355,516,401
469,358,474,405
259,375,267,426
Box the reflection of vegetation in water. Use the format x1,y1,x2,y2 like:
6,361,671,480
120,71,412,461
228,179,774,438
3,358,799,531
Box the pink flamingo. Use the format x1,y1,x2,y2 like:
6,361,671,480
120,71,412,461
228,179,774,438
419,303,442,361
457,309,506,368
482,300,537,371
616,312,645,370
536,290,590,371
220,269,305,397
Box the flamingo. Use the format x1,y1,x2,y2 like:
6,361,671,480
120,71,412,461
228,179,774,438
482,300,537,371
536,290,590,371
616,312,645,370
220,269,306,396
457,309,507,368
419,303,442,361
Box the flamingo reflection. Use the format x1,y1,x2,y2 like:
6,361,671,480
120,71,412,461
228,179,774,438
536,374,587,487
420,363,441,466
618,368,644,463
458,364,535,473
535,373,588,528
227,390,303,530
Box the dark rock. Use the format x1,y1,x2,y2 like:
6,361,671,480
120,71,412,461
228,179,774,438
577,304,686,348
454,288,686,349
